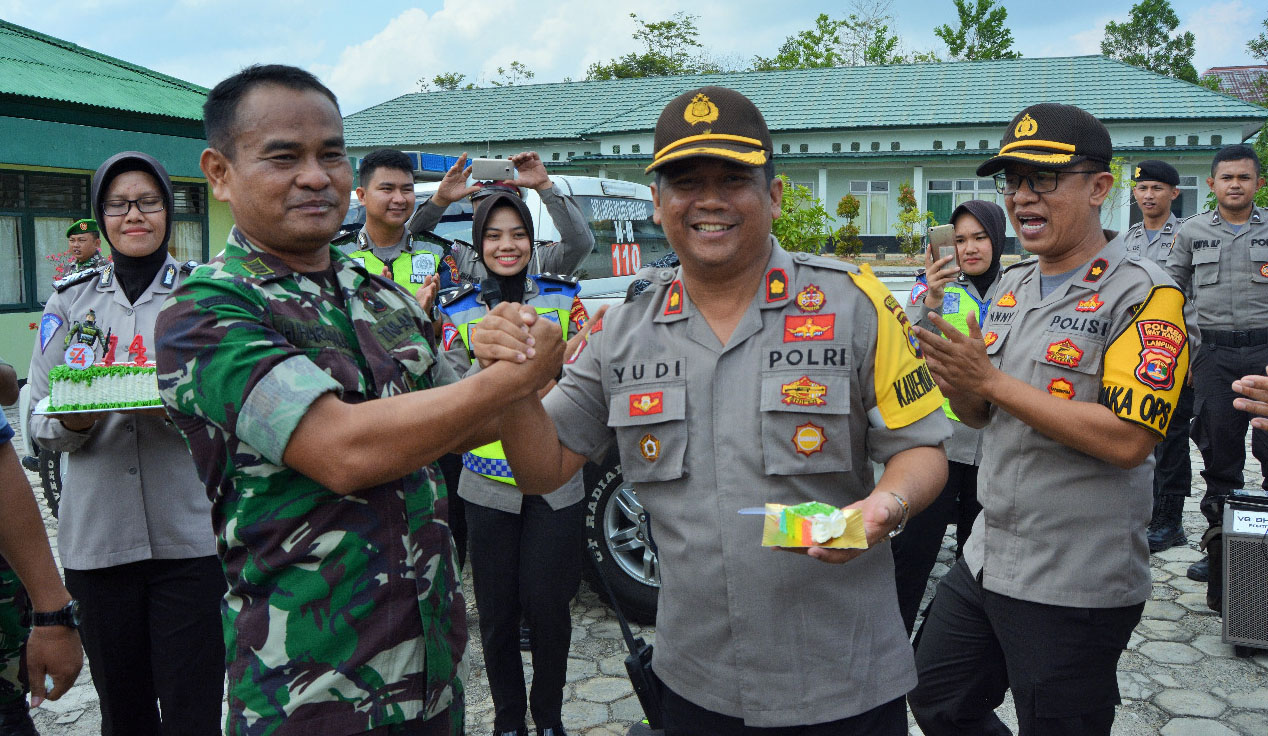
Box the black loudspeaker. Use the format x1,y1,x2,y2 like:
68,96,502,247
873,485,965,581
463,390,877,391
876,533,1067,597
1223,490,1268,656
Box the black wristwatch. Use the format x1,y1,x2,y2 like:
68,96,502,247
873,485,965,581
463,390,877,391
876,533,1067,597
32,599,81,629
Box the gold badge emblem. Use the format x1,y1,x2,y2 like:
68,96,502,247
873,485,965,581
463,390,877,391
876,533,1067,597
683,93,719,126
79,222,88,231
639,434,661,462
781,376,828,407
793,422,826,456
1014,113,1038,138
1134,166,1142,179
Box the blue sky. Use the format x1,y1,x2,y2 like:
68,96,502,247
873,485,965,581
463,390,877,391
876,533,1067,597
0,0,1261,114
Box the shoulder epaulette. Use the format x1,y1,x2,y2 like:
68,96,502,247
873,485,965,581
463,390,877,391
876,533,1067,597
180,260,200,274
791,252,860,273
52,267,102,292
1001,256,1038,274
439,282,477,310
535,272,579,286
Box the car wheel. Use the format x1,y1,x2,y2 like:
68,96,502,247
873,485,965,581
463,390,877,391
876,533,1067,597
37,448,62,519
583,451,659,624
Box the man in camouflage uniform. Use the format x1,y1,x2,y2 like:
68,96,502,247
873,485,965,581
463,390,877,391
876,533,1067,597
156,64,552,736
65,219,107,274
0,558,32,734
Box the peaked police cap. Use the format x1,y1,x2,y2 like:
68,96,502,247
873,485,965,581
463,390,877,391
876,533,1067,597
977,103,1112,177
646,86,772,174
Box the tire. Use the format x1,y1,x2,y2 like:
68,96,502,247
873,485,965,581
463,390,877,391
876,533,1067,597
582,450,659,624
37,448,61,519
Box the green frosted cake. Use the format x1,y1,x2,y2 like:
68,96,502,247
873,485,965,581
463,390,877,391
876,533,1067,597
47,364,161,412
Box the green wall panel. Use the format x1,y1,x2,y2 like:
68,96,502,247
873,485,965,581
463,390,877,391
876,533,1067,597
0,115,206,177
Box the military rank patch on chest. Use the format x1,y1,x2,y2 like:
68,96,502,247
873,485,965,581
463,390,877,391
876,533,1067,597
983,332,998,347
1260,263,1268,278
1083,258,1108,283
629,391,664,416
766,268,788,302
1076,294,1104,312
996,291,1017,308
792,422,826,456
1048,378,1076,400
639,434,661,462
664,281,684,316
795,284,825,312
1045,338,1084,368
784,314,835,342
781,376,828,406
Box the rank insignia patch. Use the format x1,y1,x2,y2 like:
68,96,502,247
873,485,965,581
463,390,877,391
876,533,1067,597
795,284,825,312
242,257,274,277
784,314,835,342
1083,258,1108,283
793,422,826,456
629,391,664,416
441,323,459,351
1135,319,1186,390
983,332,999,347
996,291,1017,308
781,376,828,407
1047,378,1075,400
1045,338,1084,368
664,280,684,315
639,434,661,462
766,268,788,302
1076,294,1104,312
161,264,176,288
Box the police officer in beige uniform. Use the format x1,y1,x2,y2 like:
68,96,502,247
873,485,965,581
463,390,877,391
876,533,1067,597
1123,160,1196,553
409,152,594,285
909,104,1194,736
1166,143,1268,611
468,86,951,735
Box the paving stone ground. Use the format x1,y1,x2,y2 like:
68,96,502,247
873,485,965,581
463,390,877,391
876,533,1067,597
6,404,1266,735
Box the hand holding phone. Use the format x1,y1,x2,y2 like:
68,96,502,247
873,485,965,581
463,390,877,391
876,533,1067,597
470,158,516,182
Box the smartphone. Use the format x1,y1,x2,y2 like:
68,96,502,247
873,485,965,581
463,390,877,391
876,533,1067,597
470,158,515,181
927,224,956,266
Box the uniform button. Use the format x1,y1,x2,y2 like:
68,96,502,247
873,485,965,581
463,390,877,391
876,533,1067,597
794,252,810,262
126,308,134,315
128,467,137,475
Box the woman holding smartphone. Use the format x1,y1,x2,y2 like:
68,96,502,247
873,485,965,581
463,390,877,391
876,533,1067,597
893,199,1007,635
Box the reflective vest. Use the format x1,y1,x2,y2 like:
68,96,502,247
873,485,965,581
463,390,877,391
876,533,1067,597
346,241,455,294
439,274,580,485
933,279,988,422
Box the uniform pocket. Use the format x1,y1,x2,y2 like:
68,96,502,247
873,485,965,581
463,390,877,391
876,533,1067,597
759,369,851,475
982,326,1011,357
1191,247,1220,286
1249,244,1268,284
1033,330,1105,375
609,384,687,483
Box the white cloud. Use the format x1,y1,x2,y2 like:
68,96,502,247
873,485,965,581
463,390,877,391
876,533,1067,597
1180,0,1258,72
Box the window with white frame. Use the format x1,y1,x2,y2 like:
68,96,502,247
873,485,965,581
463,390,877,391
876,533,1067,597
849,180,889,234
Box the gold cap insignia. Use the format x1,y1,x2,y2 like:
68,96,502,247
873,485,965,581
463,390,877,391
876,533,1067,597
1134,166,1141,179
1014,113,1038,138
79,222,88,231
683,93,719,127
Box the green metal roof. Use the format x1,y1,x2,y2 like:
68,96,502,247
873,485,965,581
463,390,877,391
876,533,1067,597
0,19,207,121
346,56,1267,147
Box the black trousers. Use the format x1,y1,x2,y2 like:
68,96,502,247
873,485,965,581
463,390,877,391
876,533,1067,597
1153,383,1195,500
466,496,583,731
1192,343,1268,525
64,556,226,736
908,558,1143,736
891,460,981,634
661,683,906,736
438,454,468,569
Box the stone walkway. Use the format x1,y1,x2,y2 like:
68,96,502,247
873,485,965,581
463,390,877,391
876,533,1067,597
6,404,1266,735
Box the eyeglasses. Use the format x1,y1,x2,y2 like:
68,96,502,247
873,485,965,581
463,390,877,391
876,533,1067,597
992,170,1101,195
102,196,165,217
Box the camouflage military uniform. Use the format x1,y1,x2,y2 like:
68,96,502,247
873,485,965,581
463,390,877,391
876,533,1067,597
155,228,466,736
0,411,32,718
69,253,108,274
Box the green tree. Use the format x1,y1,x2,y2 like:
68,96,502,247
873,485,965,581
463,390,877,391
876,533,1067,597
587,12,711,80
751,1,934,71
772,176,832,253
489,61,535,87
418,71,473,92
934,0,1020,61
752,14,848,71
834,194,865,258
893,182,935,258
1249,13,1268,60
1100,0,1198,83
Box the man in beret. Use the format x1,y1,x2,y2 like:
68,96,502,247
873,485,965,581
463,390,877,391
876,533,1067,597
468,85,950,735
1123,160,1195,553
65,219,106,274
909,103,1194,735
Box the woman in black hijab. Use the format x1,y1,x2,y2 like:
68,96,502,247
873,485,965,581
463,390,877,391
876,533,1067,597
892,199,1007,635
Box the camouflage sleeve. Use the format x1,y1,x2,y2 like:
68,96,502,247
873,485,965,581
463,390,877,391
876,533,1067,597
537,187,594,277
156,276,341,466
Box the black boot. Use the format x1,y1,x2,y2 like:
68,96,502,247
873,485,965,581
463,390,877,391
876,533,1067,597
1203,527,1223,614
0,700,39,736
1148,494,1187,552
1186,556,1208,582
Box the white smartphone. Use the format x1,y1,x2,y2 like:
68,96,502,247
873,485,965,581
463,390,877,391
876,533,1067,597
927,224,956,266
470,158,515,181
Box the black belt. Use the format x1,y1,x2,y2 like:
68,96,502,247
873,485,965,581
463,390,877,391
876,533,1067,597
1204,329,1268,347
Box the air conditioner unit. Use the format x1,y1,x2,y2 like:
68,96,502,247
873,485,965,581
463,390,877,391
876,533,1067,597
1223,489,1268,657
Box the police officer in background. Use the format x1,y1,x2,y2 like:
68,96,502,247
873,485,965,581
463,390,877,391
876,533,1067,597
909,103,1193,736
1123,161,1195,553
410,151,594,284
470,86,951,735
1167,143,1268,612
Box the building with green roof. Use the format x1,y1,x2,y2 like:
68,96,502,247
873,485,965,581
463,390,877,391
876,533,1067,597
345,55,1266,249
0,18,229,377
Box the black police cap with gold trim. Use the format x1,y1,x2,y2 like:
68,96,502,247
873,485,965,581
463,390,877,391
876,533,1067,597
1133,160,1179,187
977,103,1111,177
645,86,772,174
66,219,99,238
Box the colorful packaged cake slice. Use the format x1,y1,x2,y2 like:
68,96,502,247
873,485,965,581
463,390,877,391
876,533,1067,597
761,501,866,548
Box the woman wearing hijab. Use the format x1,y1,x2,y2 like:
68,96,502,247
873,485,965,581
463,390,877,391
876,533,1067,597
893,199,1008,635
437,191,590,736
27,152,224,735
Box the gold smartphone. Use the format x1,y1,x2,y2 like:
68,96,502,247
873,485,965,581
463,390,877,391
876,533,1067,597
927,224,956,266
